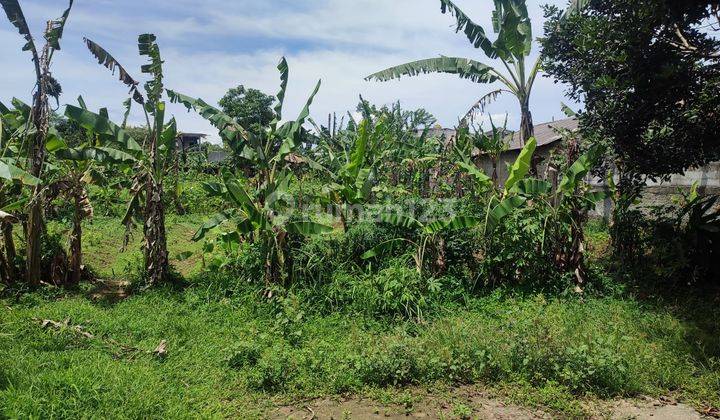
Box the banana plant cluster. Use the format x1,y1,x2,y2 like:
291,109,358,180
72,33,180,286
361,138,540,276
308,119,377,231
170,58,331,286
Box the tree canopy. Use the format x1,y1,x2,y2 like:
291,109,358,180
218,85,276,134
541,0,720,179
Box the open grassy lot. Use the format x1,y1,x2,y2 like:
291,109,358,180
1,219,718,418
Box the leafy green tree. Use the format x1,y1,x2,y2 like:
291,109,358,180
219,86,275,134
541,0,720,179
367,0,540,147
1,0,74,285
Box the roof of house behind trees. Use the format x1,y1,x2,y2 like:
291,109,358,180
417,117,579,151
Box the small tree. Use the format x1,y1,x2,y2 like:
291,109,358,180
77,34,176,285
0,0,74,285
367,0,540,146
170,58,329,286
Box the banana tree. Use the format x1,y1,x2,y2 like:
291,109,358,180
361,212,481,276
366,0,539,150
509,145,607,291
306,119,377,230
0,100,42,284
193,169,331,286
76,34,175,285
169,58,327,286
454,116,509,187
1,0,74,285
169,57,320,201
45,99,138,285
455,136,538,234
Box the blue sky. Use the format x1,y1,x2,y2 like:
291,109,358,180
1,0,575,143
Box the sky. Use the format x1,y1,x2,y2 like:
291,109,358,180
0,0,577,144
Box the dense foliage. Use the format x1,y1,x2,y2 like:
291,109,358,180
541,0,720,178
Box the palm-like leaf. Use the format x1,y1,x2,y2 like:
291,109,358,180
378,213,422,230
44,0,74,51
487,195,527,231
138,34,163,103
439,0,495,56
65,105,141,151
366,57,498,84
0,0,37,60
457,161,492,188
361,238,409,259
559,145,603,194
84,38,145,105
286,221,333,236
275,57,289,119
504,136,536,193
0,158,40,185
167,90,247,145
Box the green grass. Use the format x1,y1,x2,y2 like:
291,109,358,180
45,214,208,279
1,215,718,418
1,284,718,418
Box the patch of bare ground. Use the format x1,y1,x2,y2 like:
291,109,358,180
87,279,131,302
270,386,711,419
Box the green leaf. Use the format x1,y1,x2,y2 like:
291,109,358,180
167,90,247,145
439,0,496,57
440,216,482,232
44,0,74,51
45,128,68,152
378,213,422,230
561,102,577,117
0,158,40,185
193,211,230,241
512,178,551,196
285,221,333,236
487,195,527,232
343,119,369,180
367,57,498,84
275,57,289,119
56,147,136,164
0,0,38,58
64,105,141,151
175,251,193,261
504,136,536,193
457,161,492,189
138,33,164,103
361,238,408,259
84,38,145,105
559,145,603,194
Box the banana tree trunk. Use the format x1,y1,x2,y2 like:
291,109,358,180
144,175,169,285
68,190,83,286
26,44,52,286
2,222,17,282
519,99,535,145
519,99,538,176
145,128,170,285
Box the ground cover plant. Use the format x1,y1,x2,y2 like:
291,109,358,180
1,0,719,418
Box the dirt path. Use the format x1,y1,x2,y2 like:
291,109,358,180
270,386,710,419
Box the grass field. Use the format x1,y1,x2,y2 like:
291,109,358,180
1,218,719,418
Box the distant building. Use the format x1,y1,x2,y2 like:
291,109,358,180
422,118,720,219
176,133,207,153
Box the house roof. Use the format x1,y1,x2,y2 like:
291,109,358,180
416,117,579,151
178,133,208,139
505,118,579,150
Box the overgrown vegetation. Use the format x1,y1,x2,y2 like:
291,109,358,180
1,0,719,418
